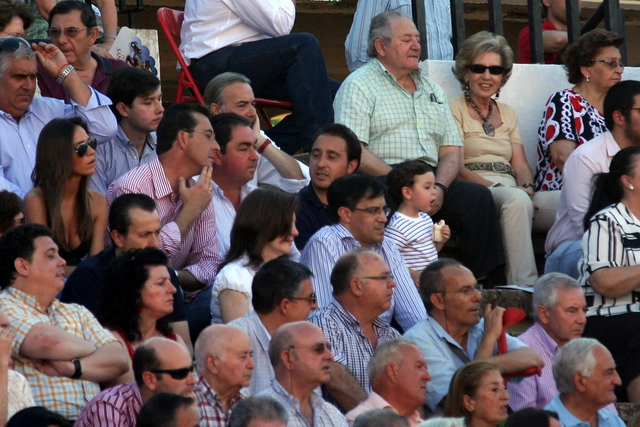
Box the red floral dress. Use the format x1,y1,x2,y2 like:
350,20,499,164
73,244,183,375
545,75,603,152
535,89,606,191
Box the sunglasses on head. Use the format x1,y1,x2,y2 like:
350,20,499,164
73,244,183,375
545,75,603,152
150,365,195,380
0,36,31,53
74,138,97,157
467,64,508,75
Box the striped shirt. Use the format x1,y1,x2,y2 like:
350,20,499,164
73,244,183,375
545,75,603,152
194,371,247,427
0,287,116,419
385,211,438,271
310,301,400,396
580,202,640,316
258,380,348,427
74,382,142,427
334,58,462,166
228,311,274,395
107,157,222,293
300,224,427,332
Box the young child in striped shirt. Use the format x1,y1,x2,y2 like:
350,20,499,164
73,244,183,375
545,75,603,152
385,160,450,278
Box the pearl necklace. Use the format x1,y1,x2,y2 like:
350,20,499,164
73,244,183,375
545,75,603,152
466,94,495,137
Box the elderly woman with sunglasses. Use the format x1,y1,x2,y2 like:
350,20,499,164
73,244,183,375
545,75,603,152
24,117,107,276
536,29,624,193
450,31,548,286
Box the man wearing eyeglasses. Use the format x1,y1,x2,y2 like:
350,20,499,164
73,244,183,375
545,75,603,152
75,337,197,427
258,322,348,427
36,1,127,104
403,258,543,416
310,249,401,412
334,11,505,284
193,325,254,427
0,35,117,195
229,258,317,395
301,173,426,333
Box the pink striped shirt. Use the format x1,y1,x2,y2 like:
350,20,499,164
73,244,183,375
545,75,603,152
107,157,221,292
74,382,142,427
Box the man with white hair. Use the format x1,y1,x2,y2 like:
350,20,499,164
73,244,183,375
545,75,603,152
545,338,624,427
509,273,592,410
345,338,431,426
193,325,255,427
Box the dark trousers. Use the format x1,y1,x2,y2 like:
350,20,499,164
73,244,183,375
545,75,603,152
190,33,340,154
432,181,506,279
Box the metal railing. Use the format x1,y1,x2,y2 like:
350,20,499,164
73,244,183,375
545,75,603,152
412,0,627,63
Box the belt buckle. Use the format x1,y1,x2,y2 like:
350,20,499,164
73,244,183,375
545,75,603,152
491,162,501,173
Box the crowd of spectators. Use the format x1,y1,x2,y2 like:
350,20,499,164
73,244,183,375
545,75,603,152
0,0,637,426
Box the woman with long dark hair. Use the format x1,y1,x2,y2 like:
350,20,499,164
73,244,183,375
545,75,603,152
24,118,107,275
210,188,298,324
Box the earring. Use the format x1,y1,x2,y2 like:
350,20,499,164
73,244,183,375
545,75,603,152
495,88,501,99
464,82,470,97
586,75,590,82
631,185,635,190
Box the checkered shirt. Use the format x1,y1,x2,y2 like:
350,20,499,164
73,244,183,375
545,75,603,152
193,371,247,427
0,287,117,419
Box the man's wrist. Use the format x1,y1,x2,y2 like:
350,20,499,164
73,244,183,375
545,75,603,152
71,358,82,379
435,182,448,193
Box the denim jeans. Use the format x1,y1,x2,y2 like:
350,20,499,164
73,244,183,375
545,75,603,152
190,33,341,154
544,239,582,279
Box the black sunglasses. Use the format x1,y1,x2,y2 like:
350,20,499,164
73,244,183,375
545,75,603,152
0,37,31,53
289,342,332,355
467,64,508,75
74,138,97,157
150,365,195,380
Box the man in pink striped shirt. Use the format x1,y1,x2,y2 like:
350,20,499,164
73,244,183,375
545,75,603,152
75,337,197,427
107,103,222,341
508,273,615,414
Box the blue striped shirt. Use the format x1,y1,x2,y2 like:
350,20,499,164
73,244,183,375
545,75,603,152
300,224,427,332
385,211,438,271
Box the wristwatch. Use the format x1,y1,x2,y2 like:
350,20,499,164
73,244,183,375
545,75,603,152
522,183,535,189
71,359,82,379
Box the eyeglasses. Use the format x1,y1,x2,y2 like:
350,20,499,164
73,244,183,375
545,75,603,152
351,206,391,218
590,58,624,70
288,342,332,355
150,365,195,380
467,64,509,75
190,130,216,142
47,28,89,39
74,138,97,157
288,292,317,303
440,284,483,297
356,274,395,284
0,37,31,53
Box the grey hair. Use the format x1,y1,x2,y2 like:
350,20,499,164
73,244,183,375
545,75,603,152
227,396,289,427
553,338,601,394
367,337,419,385
452,31,514,90
203,71,252,109
366,11,413,58
418,418,466,427
0,37,35,78
353,409,410,427
533,273,582,322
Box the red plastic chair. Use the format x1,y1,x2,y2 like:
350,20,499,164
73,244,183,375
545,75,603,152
499,307,542,381
156,7,292,128
157,7,203,104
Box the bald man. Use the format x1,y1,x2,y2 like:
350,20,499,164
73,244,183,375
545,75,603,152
194,325,255,427
76,337,196,427
258,322,347,427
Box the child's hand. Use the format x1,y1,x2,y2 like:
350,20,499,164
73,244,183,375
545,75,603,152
440,225,451,243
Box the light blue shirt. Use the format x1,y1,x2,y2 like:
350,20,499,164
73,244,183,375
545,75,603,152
228,311,273,395
545,394,625,427
0,90,117,194
91,127,158,195
403,316,527,411
345,0,453,72
300,223,427,332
